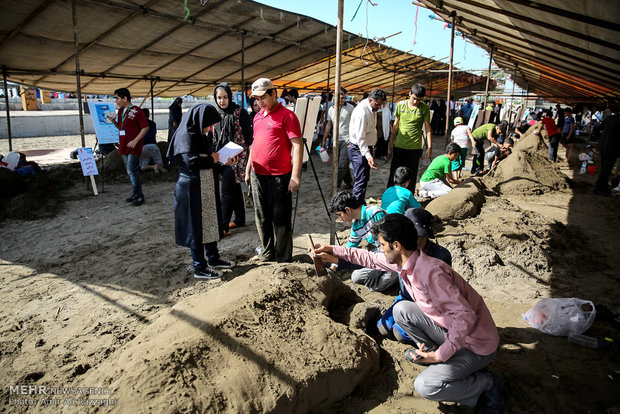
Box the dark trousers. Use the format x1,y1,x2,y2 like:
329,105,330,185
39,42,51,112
471,138,485,174
548,134,561,162
387,147,423,192
594,152,617,194
251,170,293,262
220,165,245,231
348,144,371,205
336,140,353,187
190,241,219,270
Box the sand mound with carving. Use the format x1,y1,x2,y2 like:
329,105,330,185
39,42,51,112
483,127,570,195
76,264,380,413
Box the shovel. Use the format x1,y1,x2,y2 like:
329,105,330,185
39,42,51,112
307,234,327,277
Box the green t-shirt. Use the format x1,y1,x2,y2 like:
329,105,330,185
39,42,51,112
472,123,496,141
394,100,431,150
420,155,452,182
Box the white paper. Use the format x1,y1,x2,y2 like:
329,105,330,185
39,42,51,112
77,147,99,176
217,141,244,164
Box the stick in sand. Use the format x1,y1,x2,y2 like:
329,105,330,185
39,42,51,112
307,235,327,277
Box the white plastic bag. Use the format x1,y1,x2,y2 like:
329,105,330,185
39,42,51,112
523,298,596,336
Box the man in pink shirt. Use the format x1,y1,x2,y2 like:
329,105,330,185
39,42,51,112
245,78,303,262
313,214,502,413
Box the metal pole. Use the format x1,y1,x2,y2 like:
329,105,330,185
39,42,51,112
330,0,344,245
326,54,331,96
150,79,154,120
72,0,85,148
483,46,494,111
241,31,246,109
508,64,517,130
2,66,12,151
445,12,456,143
391,71,396,108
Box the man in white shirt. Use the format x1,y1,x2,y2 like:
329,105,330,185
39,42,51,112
322,87,355,189
348,89,387,204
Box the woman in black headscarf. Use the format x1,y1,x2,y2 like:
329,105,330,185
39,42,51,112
167,103,238,279
212,82,253,235
168,97,183,142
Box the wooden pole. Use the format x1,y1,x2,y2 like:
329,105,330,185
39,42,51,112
2,66,12,151
330,0,344,245
483,46,494,110
326,54,331,96
445,12,456,144
72,0,85,148
150,79,155,120
241,31,246,109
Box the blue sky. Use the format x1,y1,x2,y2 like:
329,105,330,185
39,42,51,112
256,0,495,71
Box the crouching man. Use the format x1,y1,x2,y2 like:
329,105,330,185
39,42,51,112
312,214,502,413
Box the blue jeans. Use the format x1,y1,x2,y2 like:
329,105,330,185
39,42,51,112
548,133,560,162
348,144,371,205
121,154,143,197
190,241,219,270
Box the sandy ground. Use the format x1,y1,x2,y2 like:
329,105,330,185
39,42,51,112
0,130,619,413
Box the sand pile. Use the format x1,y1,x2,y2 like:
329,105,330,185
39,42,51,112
77,264,380,413
483,127,570,195
425,179,486,221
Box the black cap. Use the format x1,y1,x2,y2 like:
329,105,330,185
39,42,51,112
404,208,434,239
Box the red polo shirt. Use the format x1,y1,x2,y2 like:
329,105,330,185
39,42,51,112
117,105,148,156
541,117,560,137
251,103,302,176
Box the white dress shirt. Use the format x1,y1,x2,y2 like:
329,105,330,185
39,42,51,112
348,98,377,159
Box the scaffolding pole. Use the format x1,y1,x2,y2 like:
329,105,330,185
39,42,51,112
72,0,85,148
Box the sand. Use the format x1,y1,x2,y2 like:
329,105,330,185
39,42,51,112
0,129,619,413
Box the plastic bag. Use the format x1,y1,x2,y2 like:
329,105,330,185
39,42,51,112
523,298,596,336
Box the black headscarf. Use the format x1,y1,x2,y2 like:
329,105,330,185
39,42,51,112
169,97,183,124
167,104,221,158
213,82,240,151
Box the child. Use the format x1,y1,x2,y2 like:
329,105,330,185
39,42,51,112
418,143,462,198
450,117,476,179
533,110,562,162
381,166,421,214
328,191,397,292
484,137,514,171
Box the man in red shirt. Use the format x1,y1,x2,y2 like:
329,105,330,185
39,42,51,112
107,88,149,206
534,110,561,162
245,78,303,262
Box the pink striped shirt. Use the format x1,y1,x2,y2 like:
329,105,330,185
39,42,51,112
332,246,499,361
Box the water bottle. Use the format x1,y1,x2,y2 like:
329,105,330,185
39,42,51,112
580,161,587,174
317,146,330,163
588,151,594,162
568,334,598,348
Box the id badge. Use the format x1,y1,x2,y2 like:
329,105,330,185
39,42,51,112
119,130,126,136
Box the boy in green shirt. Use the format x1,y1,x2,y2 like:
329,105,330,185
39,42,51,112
419,143,462,198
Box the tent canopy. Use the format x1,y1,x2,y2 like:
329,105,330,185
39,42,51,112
0,0,488,100
417,0,620,105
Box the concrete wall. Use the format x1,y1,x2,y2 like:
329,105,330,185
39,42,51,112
0,99,213,138
0,109,171,138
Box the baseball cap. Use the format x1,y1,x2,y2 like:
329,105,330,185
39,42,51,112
454,116,464,126
251,78,274,97
404,208,435,239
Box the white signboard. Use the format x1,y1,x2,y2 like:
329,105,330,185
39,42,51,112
77,147,99,176
88,101,119,145
467,105,480,130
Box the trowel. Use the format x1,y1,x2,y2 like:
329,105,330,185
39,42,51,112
307,234,327,277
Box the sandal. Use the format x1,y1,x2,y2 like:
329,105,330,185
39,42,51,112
404,349,430,366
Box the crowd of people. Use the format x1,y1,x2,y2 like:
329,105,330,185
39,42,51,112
97,80,619,414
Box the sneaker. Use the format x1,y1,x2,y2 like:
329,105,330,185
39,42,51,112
132,195,145,206
209,258,235,269
477,372,502,414
125,195,136,202
194,268,223,279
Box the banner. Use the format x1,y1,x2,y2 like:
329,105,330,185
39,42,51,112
88,101,119,145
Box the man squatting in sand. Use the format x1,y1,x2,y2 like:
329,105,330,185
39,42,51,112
311,214,502,413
